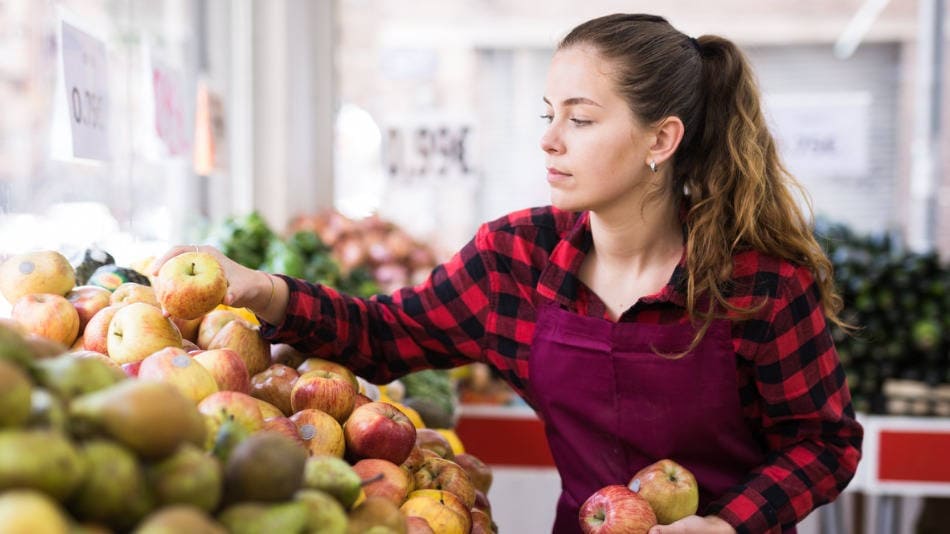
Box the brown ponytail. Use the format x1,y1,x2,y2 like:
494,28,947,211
560,15,848,346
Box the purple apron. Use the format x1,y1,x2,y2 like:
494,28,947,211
528,302,772,533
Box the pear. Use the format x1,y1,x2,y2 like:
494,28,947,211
296,489,348,534
132,505,226,534
210,413,251,463
218,502,309,534
0,489,70,534
302,455,363,508
69,380,206,459
0,429,84,501
0,359,32,428
223,431,307,504
146,443,222,513
347,496,407,534
0,319,33,367
33,353,125,402
68,439,153,529
26,388,68,432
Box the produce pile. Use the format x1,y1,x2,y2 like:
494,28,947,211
818,220,950,416
0,250,495,533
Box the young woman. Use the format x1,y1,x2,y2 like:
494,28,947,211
154,13,862,534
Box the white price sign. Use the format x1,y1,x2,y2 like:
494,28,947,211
61,21,110,160
383,120,475,183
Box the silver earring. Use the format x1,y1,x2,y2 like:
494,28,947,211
649,160,657,173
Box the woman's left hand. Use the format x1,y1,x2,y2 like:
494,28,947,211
648,515,736,534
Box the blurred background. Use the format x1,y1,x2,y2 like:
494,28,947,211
0,1,948,533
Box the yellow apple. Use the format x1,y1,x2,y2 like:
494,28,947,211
155,252,228,320
400,489,471,534
107,302,183,365
11,293,80,347
0,250,75,304
138,347,219,404
110,282,160,308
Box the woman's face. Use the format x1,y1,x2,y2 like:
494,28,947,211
540,45,655,213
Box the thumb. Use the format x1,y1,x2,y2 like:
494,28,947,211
649,528,663,534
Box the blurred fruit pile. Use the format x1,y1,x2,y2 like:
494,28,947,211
0,250,496,533
817,219,950,416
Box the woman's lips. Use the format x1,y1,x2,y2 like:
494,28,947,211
546,168,572,183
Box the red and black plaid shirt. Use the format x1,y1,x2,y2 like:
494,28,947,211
262,206,863,533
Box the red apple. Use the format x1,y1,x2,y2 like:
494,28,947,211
413,457,476,509
107,302,182,365
138,347,219,404
628,459,699,525
270,343,308,368
344,401,417,465
353,393,373,410
453,453,493,495
193,348,251,394
197,390,264,433
406,516,436,534
579,485,657,534
83,304,122,354
262,416,307,448
249,364,299,416
172,316,203,343
11,293,80,347
289,408,345,458
68,349,123,373
66,285,112,332
155,251,228,320
110,282,160,307
471,508,493,534
400,489,471,534
401,446,427,473
206,319,270,375
182,339,201,352
473,489,492,518
290,369,356,422
297,357,359,392
352,458,413,506
121,360,142,378
196,309,238,349
414,428,454,460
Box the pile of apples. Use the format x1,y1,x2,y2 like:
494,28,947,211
0,249,496,533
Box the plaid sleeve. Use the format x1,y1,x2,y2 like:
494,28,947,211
259,227,493,384
708,264,863,533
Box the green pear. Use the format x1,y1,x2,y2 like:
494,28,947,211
68,439,153,530
146,443,222,513
0,359,32,428
0,429,84,501
33,354,125,402
0,319,33,368
223,431,307,504
0,489,70,534
302,455,362,509
69,380,206,459
296,489,348,534
218,502,309,534
210,413,251,463
132,505,226,534
26,388,68,432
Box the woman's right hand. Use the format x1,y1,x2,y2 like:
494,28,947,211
148,244,275,312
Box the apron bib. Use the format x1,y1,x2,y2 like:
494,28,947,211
528,302,772,533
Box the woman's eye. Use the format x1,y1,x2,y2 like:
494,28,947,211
570,118,592,126
539,114,553,123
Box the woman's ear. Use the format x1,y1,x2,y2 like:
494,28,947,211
648,116,685,168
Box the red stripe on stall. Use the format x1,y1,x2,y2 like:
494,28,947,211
878,431,950,482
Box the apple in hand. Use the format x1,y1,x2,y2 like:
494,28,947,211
193,348,251,394
107,302,183,365
155,251,228,320
290,369,357,422
453,453,493,495
400,489,471,534
196,309,238,349
66,285,112,332
138,347,219,403
628,458,699,525
413,457,476,509
83,305,122,354
110,282,160,308
11,293,80,346
579,485,657,534
352,458,413,506
249,364,299,416
207,319,270,375
344,401,417,465
289,408,346,458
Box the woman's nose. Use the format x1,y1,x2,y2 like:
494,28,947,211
539,125,563,154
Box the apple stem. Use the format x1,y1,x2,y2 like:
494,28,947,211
359,473,384,487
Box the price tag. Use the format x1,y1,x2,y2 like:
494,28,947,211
61,21,110,160
383,120,476,183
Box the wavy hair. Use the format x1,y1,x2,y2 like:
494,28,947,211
560,14,849,349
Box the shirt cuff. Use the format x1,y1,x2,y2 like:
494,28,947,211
706,488,781,534
257,274,304,344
